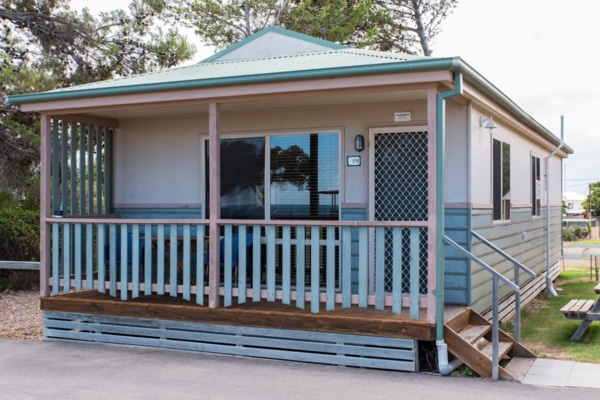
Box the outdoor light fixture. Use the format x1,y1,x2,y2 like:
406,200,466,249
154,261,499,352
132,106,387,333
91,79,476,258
354,134,365,152
479,116,498,131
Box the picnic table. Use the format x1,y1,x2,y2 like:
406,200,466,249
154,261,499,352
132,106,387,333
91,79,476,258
560,283,600,340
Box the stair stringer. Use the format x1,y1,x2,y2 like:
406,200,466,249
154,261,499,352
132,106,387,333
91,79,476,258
444,308,536,381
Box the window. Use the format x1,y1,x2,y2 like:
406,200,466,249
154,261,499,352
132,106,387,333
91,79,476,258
205,132,339,220
270,132,339,220
205,137,266,219
492,139,510,221
531,155,541,216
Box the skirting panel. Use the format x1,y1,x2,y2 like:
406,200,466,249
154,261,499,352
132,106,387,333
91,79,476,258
43,311,418,372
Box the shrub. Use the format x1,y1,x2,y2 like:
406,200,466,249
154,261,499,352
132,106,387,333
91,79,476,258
562,225,589,241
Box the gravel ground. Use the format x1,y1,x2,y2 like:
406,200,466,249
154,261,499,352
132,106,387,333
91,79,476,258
0,290,43,340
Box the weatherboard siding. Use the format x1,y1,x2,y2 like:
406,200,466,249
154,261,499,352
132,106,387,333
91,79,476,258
443,208,470,305
470,206,562,313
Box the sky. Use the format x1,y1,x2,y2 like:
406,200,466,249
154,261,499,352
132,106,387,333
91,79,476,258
71,0,599,195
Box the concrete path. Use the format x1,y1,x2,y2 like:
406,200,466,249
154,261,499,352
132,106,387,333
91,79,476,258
523,358,600,389
1,339,598,400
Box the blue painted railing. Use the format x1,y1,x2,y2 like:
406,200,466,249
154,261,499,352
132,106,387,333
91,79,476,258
47,217,427,318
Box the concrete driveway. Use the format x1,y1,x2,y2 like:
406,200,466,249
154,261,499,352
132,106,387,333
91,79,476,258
1,339,598,400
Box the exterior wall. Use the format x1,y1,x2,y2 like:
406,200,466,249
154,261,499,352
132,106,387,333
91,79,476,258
114,100,428,212
470,206,562,313
444,208,470,305
468,104,565,313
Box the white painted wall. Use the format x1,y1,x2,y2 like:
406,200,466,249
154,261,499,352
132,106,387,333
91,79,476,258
444,101,469,204
114,101,429,208
470,106,565,210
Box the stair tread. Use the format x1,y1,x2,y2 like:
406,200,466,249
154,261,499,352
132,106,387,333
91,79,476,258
459,324,490,343
481,341,513,359
503,356,536,382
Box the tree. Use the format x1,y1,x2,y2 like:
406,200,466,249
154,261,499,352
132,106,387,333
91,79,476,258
0,0,195,200
582,182,600,217
166,0,457,55
372,0,458,55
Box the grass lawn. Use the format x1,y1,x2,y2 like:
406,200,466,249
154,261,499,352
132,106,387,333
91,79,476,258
519,268,600,363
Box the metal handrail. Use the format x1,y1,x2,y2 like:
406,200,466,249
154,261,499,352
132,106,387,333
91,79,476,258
443,235,519,380
471,230,536,341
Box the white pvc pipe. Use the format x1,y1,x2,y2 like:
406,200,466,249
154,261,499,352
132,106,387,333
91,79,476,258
545,116,564,297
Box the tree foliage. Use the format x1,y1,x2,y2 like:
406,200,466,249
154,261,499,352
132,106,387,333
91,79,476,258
166,0,457,55
582,182,600,217
0,0,194,200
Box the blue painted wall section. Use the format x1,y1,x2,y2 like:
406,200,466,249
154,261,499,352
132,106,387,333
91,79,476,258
443,208,470,305
341,208,367,294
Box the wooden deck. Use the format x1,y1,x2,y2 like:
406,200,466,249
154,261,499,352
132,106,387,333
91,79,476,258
41,290,436,341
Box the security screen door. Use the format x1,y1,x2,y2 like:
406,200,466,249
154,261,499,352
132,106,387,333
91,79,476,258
370,127,429,295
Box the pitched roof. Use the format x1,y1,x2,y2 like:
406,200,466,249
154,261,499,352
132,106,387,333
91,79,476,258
5,27,573,153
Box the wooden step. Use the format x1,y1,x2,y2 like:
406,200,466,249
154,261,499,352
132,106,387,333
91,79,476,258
458,324,490,344
481,341,513,360
503,357,535,382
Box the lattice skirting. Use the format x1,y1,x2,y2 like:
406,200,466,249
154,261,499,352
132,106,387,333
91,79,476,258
43,311,418,372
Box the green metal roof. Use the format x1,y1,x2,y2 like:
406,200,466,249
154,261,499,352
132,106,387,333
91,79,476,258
7,48,430,104
4,27,572,153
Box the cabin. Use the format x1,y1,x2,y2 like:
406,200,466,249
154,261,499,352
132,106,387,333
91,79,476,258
7,27,572,380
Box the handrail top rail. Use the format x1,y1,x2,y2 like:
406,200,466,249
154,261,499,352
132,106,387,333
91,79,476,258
471,230,536,278
443,235,519,292
46,217,428,228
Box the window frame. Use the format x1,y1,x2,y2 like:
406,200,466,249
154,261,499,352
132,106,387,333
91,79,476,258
531,154,541,217
492,138,511,221
202,129,342,221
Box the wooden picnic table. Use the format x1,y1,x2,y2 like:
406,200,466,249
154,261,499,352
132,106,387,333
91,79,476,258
560,283,600,340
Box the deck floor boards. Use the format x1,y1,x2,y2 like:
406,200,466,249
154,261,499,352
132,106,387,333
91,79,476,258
41,291,437,340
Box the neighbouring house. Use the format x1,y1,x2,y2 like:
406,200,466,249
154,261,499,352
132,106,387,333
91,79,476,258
7,27,572,380
563,191,586,217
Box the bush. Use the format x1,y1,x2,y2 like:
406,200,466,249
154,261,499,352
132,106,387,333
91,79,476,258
562,225,589,241
0,191,40,291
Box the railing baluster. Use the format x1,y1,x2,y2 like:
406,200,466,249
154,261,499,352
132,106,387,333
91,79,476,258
252,225,261,303
375,227,384,310
310,226,320,313
266,225,276,302
157,224,165,295
169,223,178,297
74,223,82,290
183,224,191,301
196,224,205,305
224,224,233,306
296,226,305,309
108,223,117,296
409,227,420,320
282,225,291,305
52,222,59,295
63,222,71,293
326,226,335,311
392,227,403,315
238,225,247,304
85,223,93,291
144,224,152,296
341,227,351,308
132,224,140,299
97,223,106,293
358,227,368,308
120,224,128,301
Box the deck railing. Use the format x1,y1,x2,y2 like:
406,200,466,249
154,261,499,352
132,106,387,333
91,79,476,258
47,217,429,319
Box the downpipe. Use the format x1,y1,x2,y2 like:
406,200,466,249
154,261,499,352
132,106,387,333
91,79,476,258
545,116,564,298
437,341,465,375
435,71,464,375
